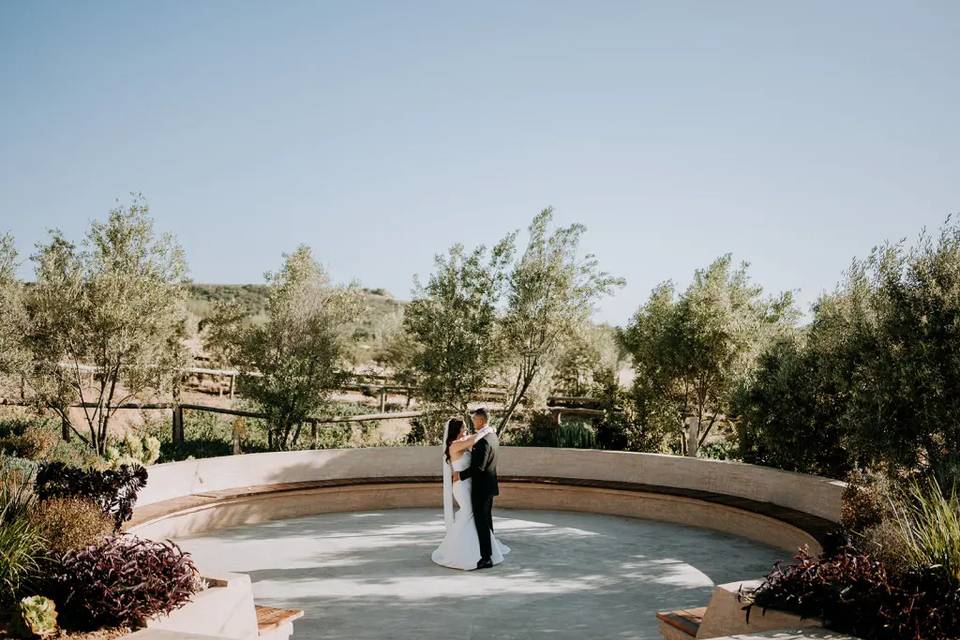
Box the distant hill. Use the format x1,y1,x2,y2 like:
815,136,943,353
186,284,405,319
185,284,408,365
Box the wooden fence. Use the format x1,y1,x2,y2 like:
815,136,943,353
3,366,605,447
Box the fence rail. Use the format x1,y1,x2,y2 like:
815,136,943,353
4,365,606,448
43,362,603,412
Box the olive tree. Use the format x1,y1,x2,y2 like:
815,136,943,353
623,255,795,456
24,197,188,452
373,312,419,391
497,209,624,429
403,240,514,424
552,323,624,396
738,220,960,481
0,234,29,383
207,246,362,450
733,331,852,476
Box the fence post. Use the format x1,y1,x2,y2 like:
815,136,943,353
232,418,242,455
172,404,184,445
310,419,318,448
60,415,71,442
172,380,184,445
228,374,235,400
379,386,387,412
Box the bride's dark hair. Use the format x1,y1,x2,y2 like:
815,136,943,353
444,418,465,463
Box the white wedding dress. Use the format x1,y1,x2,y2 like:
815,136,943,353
431,450,510,570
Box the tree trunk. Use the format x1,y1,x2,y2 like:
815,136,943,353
291,422,303,448
684,415,700,457
498,374,534,433
232,422,242,455
60,414,72,442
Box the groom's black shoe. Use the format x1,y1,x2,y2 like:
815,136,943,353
476,558,493,570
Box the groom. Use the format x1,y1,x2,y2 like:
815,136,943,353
452,407,500,569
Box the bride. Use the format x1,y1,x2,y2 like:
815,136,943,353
431,418,510,570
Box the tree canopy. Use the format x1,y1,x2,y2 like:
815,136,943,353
206,245,362,450
738,220,960,480
403,239,513,420
623,255,795,456
23,197,188,452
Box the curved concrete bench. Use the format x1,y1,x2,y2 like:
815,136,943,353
128,447,844,553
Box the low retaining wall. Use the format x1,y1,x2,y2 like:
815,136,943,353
130,448,844,553
138,447,844,520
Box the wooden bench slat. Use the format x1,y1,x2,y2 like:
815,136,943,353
256,605,304,631
656,606,706,637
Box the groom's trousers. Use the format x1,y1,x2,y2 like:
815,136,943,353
473,494,495,560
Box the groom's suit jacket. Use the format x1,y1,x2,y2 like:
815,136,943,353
459,431,499,498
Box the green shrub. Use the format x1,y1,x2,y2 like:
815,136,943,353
0,465,43,605
10,595,58,638
0,416,101,469
733,335,852,478
0,517,43,606
142,410,271,462
142,412,232,462
698,439,739,461
0,417,37,439
35,462,148,531
512,412,596,449
311,425,350,449
888,478,960,582
841,469,894,533
27,497,113,556
404,411,447,446
859,517,910,576
0,429,57,461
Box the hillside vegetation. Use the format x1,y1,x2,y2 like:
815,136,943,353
186,283,406,366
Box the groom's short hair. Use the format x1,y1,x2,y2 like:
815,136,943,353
472,407,489,422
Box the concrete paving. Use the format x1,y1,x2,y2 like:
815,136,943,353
175,508,784,640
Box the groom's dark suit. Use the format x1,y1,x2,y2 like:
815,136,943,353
458,430,499,562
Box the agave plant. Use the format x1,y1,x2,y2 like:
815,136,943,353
10,595,58,638
104,433,162,469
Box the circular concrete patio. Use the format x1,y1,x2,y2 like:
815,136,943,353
175,508,784,640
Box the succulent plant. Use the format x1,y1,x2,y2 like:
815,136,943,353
10,595,58,638
42,535,200,629
104,434,161,468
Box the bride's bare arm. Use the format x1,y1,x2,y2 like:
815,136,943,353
448,430,488,462
448,437,473,455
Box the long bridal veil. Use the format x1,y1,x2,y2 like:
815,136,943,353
442,419,454,533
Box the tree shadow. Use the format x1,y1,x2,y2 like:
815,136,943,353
177,508,782,640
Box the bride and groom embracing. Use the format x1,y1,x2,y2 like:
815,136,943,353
431,408,511,570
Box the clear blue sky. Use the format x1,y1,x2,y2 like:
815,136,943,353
1,1,957,324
